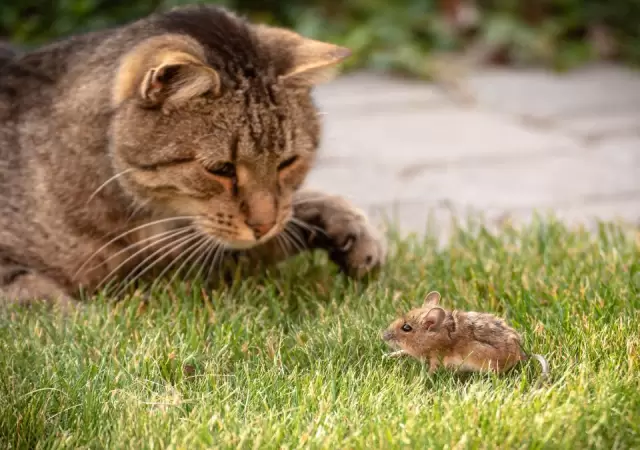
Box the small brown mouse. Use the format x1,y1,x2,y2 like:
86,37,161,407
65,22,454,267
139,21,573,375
382,291,549,377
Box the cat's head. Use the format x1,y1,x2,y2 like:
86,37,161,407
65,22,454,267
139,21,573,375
110,6,349,248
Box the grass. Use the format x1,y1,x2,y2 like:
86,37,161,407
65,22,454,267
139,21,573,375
1,217,639,449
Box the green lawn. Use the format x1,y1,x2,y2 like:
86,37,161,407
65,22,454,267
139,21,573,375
1,218,639,449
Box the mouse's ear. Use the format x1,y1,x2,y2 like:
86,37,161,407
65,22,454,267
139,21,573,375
423,291,441,307
421,307,446,331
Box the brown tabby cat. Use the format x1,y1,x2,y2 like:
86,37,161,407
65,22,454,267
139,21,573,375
0,5,386,306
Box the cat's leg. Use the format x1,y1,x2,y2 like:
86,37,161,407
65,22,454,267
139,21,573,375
286,189,387,277
0,263,77,310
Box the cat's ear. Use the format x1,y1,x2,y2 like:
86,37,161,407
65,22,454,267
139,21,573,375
138,54,219,108
281,39,351,86
255,25,351,87
113,35,220,109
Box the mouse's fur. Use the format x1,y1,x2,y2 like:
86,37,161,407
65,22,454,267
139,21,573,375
382,291,546,375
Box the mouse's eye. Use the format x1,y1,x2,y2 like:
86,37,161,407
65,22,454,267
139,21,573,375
401,324,412,332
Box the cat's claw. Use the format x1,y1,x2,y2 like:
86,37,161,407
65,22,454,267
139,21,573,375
325,213,386,278
292,191,387,278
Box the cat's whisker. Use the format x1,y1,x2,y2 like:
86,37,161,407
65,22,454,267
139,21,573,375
281,228,298,253
73,215,198,280
282,228,305,254
292,191,329,201
109,231,200,299
275,234,290,260
186,226,231,282
193,239,219,285
281,227,300,256
99,230,197,294
86,169,135,204
195,240,221,285
85,226,192,274
291,195,327,205
208,242,226,282
125,199,152,224
286,223,309,251
145,234,208,296
289,216,326,237
277,229,291,251
163,234,212,293
291,196,332,208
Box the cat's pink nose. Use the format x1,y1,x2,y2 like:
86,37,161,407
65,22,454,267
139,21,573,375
247,221,275,239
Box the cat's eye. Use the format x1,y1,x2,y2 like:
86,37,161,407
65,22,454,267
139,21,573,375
278,155,299,171
208,162,236,178
401,324,412,332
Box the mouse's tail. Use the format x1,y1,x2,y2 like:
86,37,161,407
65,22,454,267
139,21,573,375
529,353,550,378
517,341,550,378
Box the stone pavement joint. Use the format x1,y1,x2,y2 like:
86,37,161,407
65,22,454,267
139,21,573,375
307,63,640,238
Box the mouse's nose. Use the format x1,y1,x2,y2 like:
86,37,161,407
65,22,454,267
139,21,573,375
382,330,394,341
247,220,275,239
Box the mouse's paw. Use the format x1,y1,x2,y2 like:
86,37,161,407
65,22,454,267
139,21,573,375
384,350,407,359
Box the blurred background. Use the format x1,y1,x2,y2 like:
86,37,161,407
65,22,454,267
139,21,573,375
2,0,640,238
2,0,640,73
0,0,640,72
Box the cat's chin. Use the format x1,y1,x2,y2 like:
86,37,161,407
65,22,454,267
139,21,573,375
196,219,284,250
222,227,281,250
224,234,278,250
225,239,261,250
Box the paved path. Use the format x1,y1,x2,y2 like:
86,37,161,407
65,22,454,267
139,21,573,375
307,63,640,239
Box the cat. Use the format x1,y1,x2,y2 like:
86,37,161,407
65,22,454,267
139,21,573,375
0,5,386,307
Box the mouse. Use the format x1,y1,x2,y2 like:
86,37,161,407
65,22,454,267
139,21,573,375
381,291,549,377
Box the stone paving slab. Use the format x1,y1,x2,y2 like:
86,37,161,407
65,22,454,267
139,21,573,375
307,64,640,237
399,142,640,209
313,72,449,110
308,145,640,218
558,113,640,141
468,64,640,119
314,106,581,168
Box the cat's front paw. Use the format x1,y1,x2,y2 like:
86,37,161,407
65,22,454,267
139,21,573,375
294,193,387,278
325,210,386,278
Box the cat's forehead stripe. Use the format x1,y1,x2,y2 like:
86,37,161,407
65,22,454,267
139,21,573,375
244,88,288,156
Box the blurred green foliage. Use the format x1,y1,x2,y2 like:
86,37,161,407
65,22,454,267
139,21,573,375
1,0,639,75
